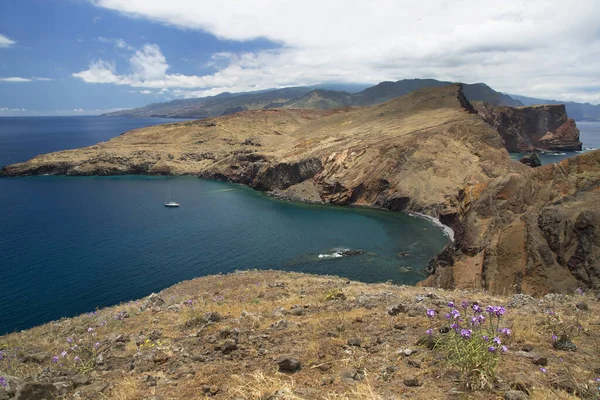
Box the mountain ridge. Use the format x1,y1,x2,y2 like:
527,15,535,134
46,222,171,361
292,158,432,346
104,79,523,118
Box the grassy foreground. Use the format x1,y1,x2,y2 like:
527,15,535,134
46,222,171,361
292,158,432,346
1,270,599,399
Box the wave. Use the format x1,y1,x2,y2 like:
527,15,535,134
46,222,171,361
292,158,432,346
318,248,350,259
545,152,566,156
408,212,455,242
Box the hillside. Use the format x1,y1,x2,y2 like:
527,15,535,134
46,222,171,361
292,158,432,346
1,270,599,399
105,79,523,118
2,84,522,216
511,95,600,122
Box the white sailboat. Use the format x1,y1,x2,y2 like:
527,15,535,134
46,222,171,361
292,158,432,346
164,185,180,207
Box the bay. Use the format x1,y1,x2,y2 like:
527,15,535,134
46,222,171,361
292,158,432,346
0,117,449,334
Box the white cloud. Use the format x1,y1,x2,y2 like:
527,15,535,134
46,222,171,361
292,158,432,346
0,107,26,111
0,34,15,48
139,89,152,94
97,37,134,50
80,0,600,103
0,77,32,82
0,76,53,82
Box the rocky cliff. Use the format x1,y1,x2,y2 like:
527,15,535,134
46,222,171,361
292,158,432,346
422,151,600,295
474,102,583,152
2,85,598,295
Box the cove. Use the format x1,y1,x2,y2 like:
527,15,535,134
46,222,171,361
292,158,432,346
0,175,449,334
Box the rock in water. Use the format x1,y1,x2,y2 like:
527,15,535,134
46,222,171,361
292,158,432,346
340,249,365,256
519,152,541,168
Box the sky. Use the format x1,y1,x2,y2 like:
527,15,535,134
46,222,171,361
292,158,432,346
1,0,600,116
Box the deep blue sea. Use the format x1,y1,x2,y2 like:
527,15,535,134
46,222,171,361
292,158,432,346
0,116,450,335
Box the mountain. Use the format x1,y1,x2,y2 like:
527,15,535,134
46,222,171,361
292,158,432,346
105,79,523,118
511,94,600,121
352,79,523,107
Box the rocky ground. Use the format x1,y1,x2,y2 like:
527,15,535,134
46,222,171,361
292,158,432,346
1,270,599,399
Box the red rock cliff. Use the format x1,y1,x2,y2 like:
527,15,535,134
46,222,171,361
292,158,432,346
474,102,582,152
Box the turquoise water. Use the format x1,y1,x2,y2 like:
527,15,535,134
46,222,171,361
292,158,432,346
0,117,449,335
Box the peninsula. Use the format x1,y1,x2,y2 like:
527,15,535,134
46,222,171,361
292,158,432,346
2,84,597,295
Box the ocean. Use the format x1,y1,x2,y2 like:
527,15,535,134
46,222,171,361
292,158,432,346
0,116,450,334
509,120,600,164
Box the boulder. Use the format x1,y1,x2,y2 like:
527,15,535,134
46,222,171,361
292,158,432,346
519,153,541,168
14,382,58,400
277,357,301,372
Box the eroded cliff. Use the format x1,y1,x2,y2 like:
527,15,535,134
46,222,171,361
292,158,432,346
474,102,583,152
422,151,600,294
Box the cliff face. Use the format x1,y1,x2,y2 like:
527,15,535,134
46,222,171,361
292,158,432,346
422,151,600,294
474,102,582,152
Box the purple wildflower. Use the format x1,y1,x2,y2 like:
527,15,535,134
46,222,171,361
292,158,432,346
94,342,101,349
87,327,94,333
493,337,501,345
447,301,455,308
461,300,469,309
445,313,451,319
488,346,496,353
74,356,81,363
501,345,508,353
482,335,489,342
499,327,511,336
576,288,583,295
472,304,482,313
52,356,59,363
460,329,472,339
451,309,461,319
425,328,433,336
540,367,547,373
552,334,558,342
67,337,73,343
451,322,459,332
595,378,600,382
0,377,6,387
426,309,436,318
496,306,506,317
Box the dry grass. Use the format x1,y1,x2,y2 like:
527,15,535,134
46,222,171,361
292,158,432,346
1,270,599,399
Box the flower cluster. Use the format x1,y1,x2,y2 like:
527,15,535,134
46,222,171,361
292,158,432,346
50,325,102,372
0,376,6,387
424,300,512,388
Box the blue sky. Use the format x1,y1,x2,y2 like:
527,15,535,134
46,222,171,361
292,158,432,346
1,0,600,115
